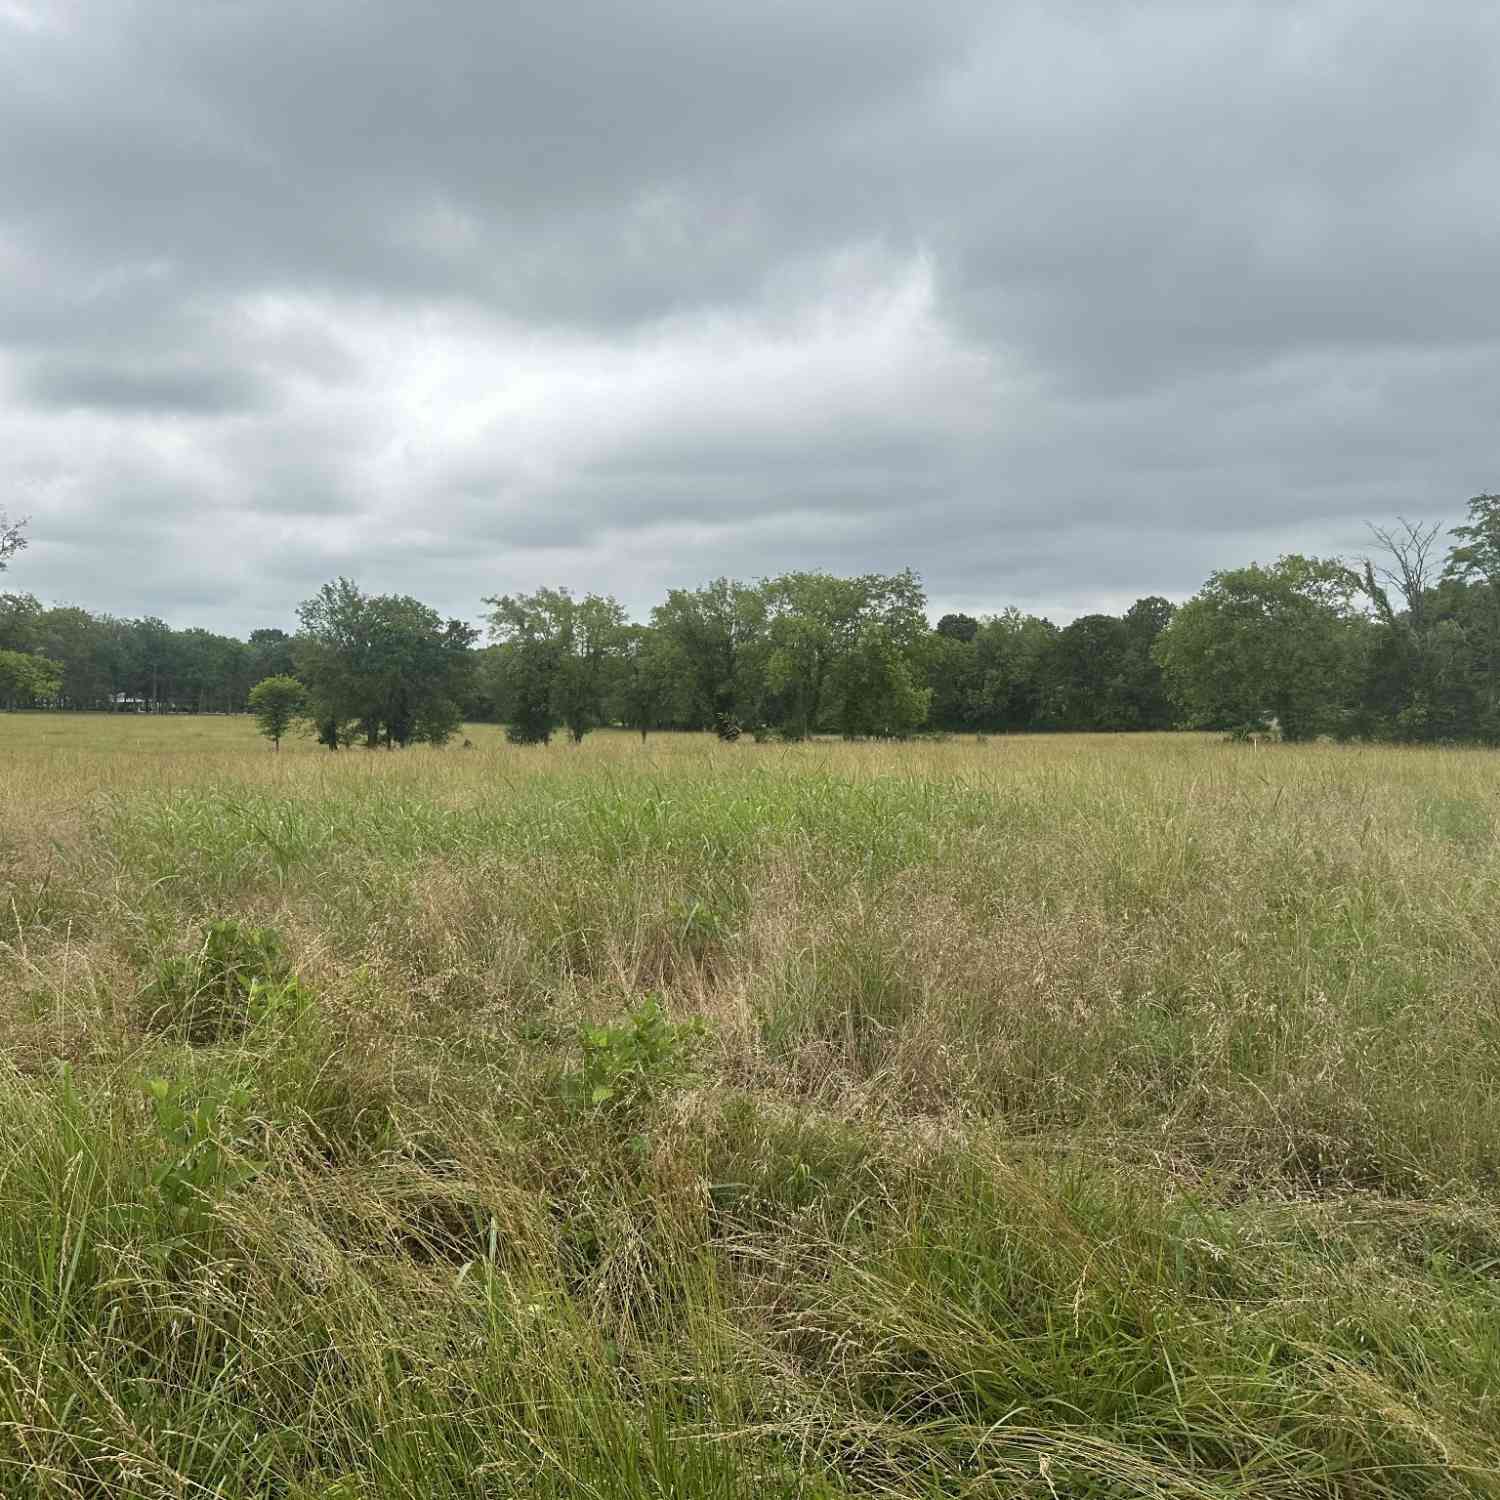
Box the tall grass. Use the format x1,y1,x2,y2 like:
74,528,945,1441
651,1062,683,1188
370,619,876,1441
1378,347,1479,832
2,716,1500,1495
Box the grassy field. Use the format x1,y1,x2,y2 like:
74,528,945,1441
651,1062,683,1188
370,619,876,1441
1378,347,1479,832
3,713,1500,1497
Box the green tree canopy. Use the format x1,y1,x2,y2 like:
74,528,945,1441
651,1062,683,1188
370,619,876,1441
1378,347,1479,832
1153,556,1366,741
294,579,476,748
247,675,305,750
1044,614,1133,730
649,578,769,730
614,624,680,740
483,587,628,744
0,648,62,706
764,570,928,739
0,592,43,654
934,612,979,643
1440,494,1500,738
828,621,931,738
971,609,1057,731
248,628,296,683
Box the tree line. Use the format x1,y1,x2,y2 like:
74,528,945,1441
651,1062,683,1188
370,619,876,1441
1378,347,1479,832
1154,495,1500,743
3,494,1500,745
0,595,298,714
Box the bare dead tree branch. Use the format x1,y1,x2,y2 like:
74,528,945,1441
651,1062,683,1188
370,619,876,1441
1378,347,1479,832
0,510,29,573
1362,517,1443,628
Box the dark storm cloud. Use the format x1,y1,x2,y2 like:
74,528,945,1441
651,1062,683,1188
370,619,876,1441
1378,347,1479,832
2,0,1497,633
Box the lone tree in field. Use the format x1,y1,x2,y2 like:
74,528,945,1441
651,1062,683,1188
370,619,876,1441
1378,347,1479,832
248,675,305,750
0,511,28,572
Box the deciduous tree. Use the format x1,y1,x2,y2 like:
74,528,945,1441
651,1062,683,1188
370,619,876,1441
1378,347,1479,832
650,579,769,730
248,675,305,750
0,648,61,706
1153,556,1366,741
294,579,476,748
971,609,1057,731
1442,494,1500,738
764,570,927,739
483,588,628,744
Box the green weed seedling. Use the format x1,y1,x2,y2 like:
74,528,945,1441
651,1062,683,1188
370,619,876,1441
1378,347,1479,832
142,1072,263,1233
569,995,706,1114
666,894,735,966
142,917,306,1043
244,972,316,1034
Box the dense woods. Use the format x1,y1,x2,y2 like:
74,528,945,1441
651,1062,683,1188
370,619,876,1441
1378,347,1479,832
4,494,1500,744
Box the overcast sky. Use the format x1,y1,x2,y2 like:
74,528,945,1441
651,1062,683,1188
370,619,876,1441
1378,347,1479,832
3,1,1497,635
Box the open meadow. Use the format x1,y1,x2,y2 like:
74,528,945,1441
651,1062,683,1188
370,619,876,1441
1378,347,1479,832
3,714,1500,1497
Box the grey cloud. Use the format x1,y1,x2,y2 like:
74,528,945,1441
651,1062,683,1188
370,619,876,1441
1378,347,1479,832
2,1,1497,634
22,358,269,414
0,1,972,322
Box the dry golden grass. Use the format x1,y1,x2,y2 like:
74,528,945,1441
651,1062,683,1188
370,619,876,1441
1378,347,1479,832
3,714,1500,1496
